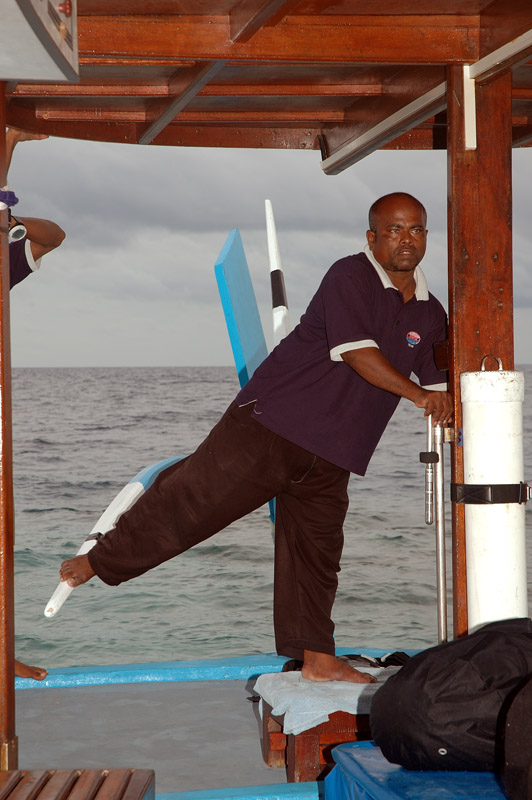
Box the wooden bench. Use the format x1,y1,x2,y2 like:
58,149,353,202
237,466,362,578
0,769,155,800
261,701,371,782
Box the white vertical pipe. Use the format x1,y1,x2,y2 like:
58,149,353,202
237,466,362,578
434,423,447,643
425,416,434,525
460,365,528,630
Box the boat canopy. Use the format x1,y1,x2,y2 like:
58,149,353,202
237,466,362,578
4,1,532,174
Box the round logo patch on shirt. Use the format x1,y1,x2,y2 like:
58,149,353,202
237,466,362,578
406,330,421,348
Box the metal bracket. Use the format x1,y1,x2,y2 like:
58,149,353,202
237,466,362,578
463,65,477,150
451,481,530,505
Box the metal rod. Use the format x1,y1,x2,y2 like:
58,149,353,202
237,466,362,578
434,423,448,643
425,415,434,524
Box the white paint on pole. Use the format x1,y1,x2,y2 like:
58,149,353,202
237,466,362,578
265,199,290,346
461,365,528,631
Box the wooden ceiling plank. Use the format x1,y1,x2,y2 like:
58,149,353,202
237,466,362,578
12,81,382,99
77,15,478,65
12,83,169,98
32,106,344,123
321,81,446,174
138,59,226,145
201,82,382,96
230,0,292,43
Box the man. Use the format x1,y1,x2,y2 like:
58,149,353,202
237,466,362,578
6,127,66,288
5,127,65,680
60,192,452,684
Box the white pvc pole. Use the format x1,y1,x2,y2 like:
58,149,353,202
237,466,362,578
265,199,290,345
461,360,528,631
434,423,447,643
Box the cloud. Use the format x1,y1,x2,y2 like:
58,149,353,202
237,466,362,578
6,135,532,366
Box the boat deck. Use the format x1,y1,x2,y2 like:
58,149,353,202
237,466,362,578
16,679,282,795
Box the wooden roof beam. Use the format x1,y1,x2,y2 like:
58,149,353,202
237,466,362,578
32,106,344,124
77,15,478,65
137,60,226,145
11,81,383,99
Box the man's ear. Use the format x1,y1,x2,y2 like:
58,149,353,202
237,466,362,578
366,229,375,248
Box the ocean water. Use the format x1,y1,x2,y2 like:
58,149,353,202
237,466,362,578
12,365,532,670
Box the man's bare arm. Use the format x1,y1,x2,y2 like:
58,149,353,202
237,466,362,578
341,346,453,424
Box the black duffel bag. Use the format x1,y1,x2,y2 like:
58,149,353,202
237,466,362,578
370,617,532,772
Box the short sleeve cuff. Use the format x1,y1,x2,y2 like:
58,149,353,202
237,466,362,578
422,382,448,392
24,239,42,272
330,339,378,362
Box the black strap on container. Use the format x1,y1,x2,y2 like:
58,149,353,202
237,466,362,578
451,482,530,505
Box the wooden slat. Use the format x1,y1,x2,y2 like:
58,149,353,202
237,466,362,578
0,773,51,800
61,771,106,800
0,771,154,800
120,771,154,800
0,773,23,800
29,773,80,800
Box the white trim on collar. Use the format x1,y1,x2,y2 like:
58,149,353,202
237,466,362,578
364,244,429,301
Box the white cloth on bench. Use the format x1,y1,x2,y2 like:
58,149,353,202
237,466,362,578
254,667,399,735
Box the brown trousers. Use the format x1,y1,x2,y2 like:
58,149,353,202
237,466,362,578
89,401,350,659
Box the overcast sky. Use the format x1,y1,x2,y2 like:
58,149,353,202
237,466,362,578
6,135,532,367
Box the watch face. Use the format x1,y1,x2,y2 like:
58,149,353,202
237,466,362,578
8,222,26,243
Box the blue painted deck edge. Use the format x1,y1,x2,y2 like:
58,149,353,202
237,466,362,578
156,780,322,800
15,648,418,690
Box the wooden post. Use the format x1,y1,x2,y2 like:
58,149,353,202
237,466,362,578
0,82,18,770
446,66,514,637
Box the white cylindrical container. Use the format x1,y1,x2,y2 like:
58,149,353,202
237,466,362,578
460,362,528,631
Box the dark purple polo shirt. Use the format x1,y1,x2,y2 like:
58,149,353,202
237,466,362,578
236,251,447,475
9,238,41,289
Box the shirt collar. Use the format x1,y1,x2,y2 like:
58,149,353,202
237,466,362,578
364,244,429,301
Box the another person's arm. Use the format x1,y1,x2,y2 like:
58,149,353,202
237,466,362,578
341,346,453,424
12,215,65,260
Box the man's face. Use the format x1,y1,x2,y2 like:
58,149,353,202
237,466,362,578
366,198,427,274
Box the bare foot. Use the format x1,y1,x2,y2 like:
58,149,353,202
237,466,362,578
301,650,377,684
15,659,48,680
60,554,96,587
